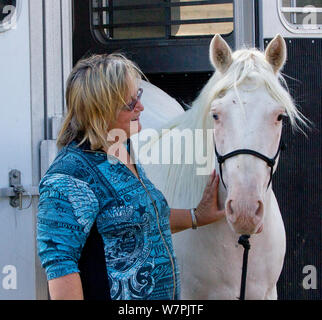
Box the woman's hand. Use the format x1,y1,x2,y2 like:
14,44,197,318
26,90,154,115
195,169,225,227
169,169,225,233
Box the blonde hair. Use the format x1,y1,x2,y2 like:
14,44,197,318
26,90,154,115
57,53,144,150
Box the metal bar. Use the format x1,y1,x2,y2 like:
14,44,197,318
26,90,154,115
43,0,65,138
93,17,234,29
92,0,233,12
281,7,322,13
234,0,255,49
0,187,39,198
108,0,113,39
165,0,171,39
171,17,233,25
291,0,297,24
98,0,104,33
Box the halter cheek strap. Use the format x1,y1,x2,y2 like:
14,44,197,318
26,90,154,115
215,138,286,190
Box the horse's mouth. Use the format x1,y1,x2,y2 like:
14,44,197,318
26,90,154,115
256,224,263,234
227,219,264,235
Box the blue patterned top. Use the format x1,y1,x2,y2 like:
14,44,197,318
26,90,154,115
37,141,180,300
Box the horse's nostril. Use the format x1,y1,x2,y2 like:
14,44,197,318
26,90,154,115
255,201,264,218
227,199,234,216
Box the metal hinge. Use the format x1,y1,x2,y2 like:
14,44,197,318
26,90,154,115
0,169,39,210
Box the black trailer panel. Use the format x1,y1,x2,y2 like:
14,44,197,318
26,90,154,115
264,38,321,300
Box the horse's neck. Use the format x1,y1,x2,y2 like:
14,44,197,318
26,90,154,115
138,90,218,209
155,155,223,210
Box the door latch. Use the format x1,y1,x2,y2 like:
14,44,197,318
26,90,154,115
9,169,25,209
0,169,39,210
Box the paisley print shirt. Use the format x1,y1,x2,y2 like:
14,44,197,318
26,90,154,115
37,141,180,300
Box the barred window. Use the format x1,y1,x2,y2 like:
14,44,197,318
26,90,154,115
279,0,322,32
91,0,234,42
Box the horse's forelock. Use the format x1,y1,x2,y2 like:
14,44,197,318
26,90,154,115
191,48,309,133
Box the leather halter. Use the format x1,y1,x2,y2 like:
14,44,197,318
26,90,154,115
214,130,286,300
214,136,285,190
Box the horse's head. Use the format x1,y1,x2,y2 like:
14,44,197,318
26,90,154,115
207,34,306,235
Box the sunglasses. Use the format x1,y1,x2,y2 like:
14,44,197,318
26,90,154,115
123,88,143,111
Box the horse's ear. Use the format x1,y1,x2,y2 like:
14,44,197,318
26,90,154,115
209,34,233,74
265,34,287,74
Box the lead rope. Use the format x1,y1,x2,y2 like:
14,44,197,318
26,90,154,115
238,234,251,300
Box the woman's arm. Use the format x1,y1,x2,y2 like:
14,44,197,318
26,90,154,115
169,208,197,233
37,174,100,300
170,170,225,234
48,273,84,300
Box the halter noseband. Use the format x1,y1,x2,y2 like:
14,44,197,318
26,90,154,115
214,137,285,190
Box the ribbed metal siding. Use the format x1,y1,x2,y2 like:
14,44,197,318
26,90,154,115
264,38,321,300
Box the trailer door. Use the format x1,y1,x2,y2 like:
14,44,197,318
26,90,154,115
0,0,72,300
0,0,41,299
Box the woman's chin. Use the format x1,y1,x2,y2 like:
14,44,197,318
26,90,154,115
129,120,142,136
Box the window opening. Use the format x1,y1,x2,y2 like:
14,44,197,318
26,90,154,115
91,0,234,42
279,0,322,33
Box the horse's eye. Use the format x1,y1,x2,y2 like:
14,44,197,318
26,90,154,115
277,114,286,121
213,114,219,120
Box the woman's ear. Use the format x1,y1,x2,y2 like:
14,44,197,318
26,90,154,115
209,34,233,74
265,34,287,74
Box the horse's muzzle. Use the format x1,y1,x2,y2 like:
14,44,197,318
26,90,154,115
226,198,264,234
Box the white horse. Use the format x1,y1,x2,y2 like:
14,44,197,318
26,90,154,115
134,34,308,300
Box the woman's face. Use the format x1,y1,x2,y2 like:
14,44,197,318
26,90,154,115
109,81,144,141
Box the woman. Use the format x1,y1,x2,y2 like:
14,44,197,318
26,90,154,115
37,53,225,300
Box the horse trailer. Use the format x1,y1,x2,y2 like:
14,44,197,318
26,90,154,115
0,0,320,300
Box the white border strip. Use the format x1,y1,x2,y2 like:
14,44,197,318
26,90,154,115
281,7,322,13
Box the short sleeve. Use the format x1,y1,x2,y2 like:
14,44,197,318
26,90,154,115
37,173,100,280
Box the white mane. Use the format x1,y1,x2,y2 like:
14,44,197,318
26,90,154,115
139,47,308,208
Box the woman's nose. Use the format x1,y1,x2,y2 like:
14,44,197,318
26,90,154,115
135,100,144,111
